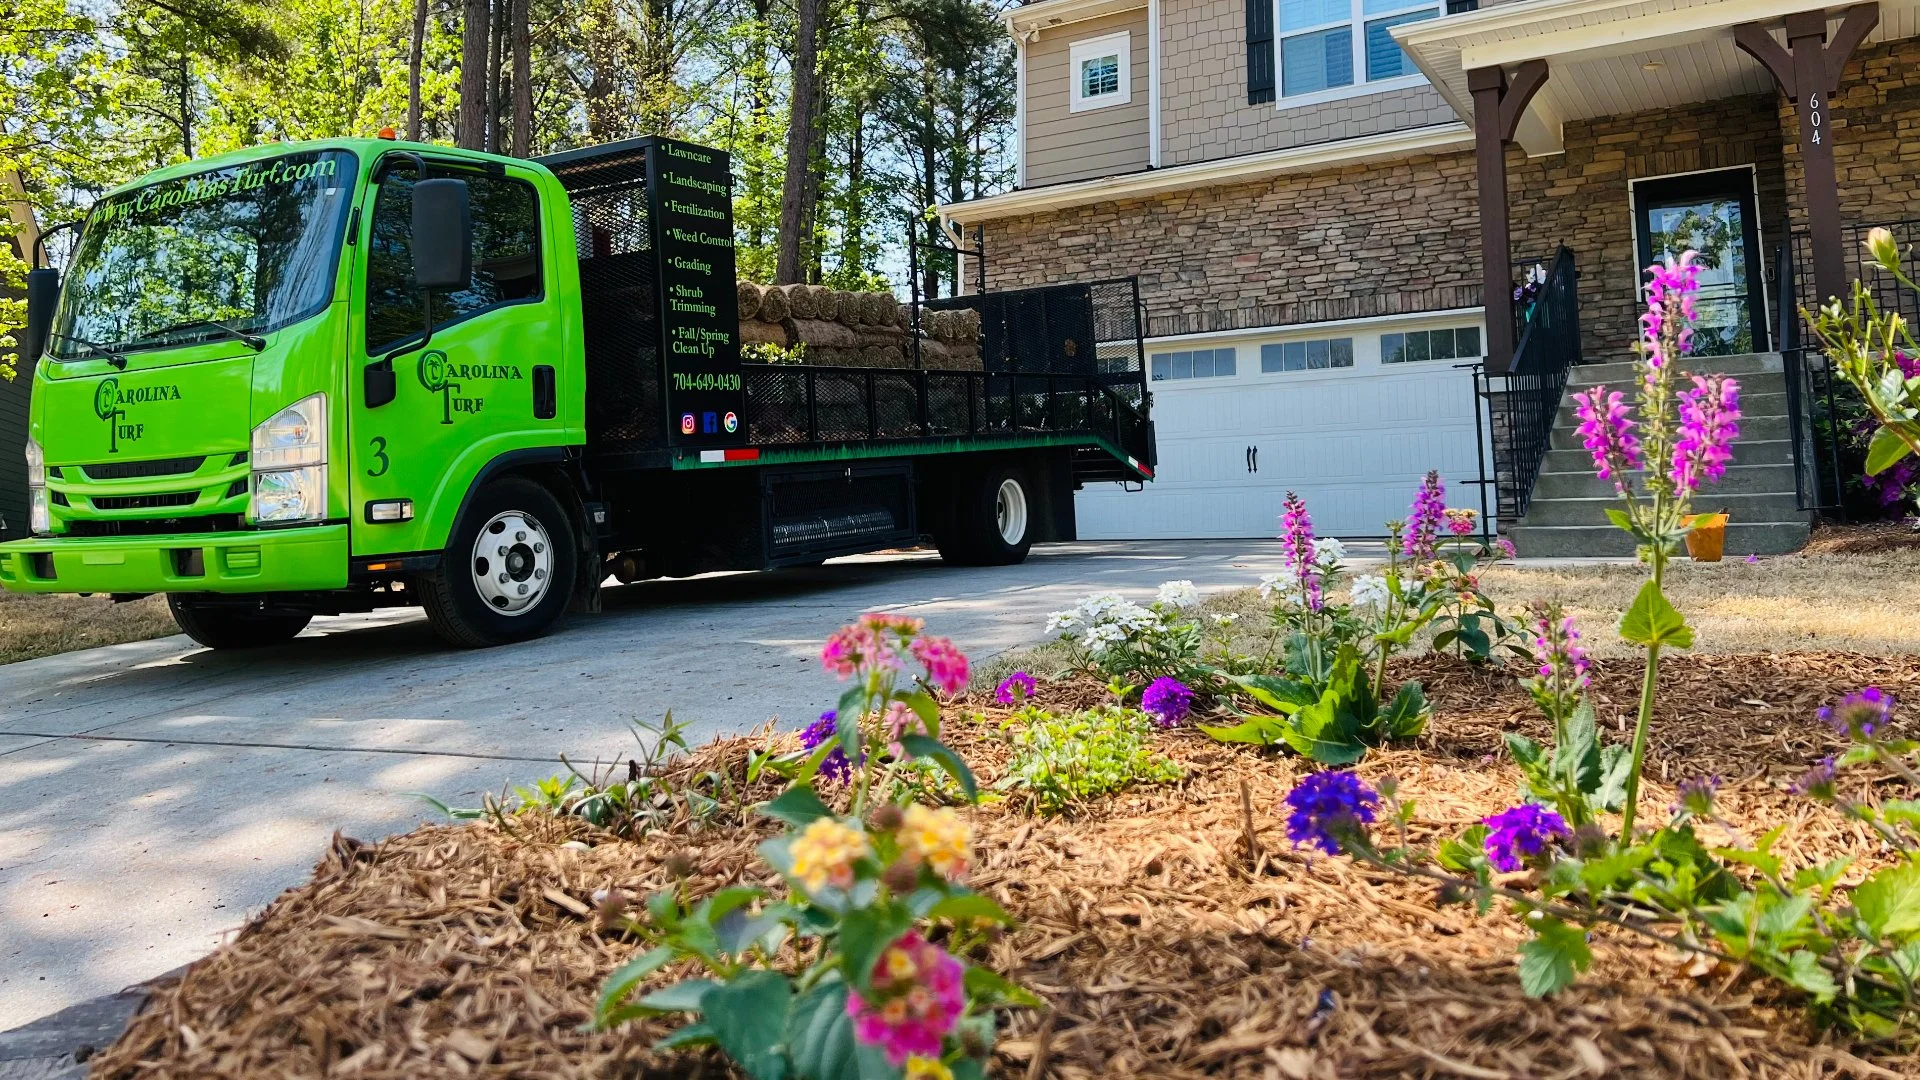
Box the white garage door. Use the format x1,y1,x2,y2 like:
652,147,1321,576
1076,323,1492,539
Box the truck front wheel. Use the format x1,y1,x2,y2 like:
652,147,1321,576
937,465,1035,567
421,477,579,648
168,596,312,650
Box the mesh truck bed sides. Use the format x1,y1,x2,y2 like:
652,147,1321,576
538,141,664,449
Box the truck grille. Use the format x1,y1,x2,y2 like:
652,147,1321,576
91,492,199,511
79,456,206,480
66,514,245,538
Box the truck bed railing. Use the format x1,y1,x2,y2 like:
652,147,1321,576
740,364,1153,477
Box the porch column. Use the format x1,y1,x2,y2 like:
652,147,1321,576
1734,3,1879,306
1468,60,1549,374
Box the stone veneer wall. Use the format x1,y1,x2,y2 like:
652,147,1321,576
1506,93,1790,361
1781,36,1920,240
983,147,1485,338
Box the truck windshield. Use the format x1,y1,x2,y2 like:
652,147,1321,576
50,149,357,359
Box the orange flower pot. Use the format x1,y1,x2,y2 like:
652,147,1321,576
1683,513,1729,562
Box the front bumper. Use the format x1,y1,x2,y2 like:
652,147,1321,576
0,524,349,595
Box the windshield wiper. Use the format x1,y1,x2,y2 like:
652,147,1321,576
139,318,267,352
50,332,129,369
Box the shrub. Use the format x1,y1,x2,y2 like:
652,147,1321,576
1807,228,1920,504
998,702,1183,814
1043,582,1208,686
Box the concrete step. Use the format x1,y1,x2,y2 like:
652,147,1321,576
1551,391,1791,428
1518,491,1809,528
1541,438,1798,471
1530,461,1800,500
1548,413,1792,451
1510,520,1811,558
1567,353,1784,386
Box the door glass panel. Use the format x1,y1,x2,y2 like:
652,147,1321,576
1642,197,1752,356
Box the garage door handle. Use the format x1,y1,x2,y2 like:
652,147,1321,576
1250,446,1259,473
1245,445,1253,473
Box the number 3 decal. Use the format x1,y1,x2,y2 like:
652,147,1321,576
367,435,390,477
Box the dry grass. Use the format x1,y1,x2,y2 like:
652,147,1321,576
0,591,177,664
93,651,1920,1079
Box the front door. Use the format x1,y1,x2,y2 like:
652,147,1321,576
1632,168,1768,354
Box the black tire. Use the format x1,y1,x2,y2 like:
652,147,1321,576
168,596,312,650
421,477,579,648
936,464,1035,567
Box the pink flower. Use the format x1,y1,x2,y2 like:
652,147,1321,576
1572,386,1644,492
821,613,928,680
1278,492,1324,613
1671,374,1741,495
1496,537,1517,561
845,932,966,1066
910,635,970,696
1640,252,1703,371
1403,471,1445,560
1443,507,1477,537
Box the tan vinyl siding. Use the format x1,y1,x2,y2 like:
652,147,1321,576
1158,0,1457,166
1024,9,1152,186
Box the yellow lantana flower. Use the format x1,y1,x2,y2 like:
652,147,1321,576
900,804,971,880
904,1056,954,1080
788,817,869,894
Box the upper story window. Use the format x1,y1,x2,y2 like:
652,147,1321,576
1069,32,1132,112
1271,0,1438,101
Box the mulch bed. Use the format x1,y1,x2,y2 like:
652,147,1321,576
1803,522,1920,556
92,651,1920,1079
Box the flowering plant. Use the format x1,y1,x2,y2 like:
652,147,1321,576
1573,251,1743,835
1258,496,1369,683
1044,583,1207,687
1282,687,1920,1037
997,698,1183,814
594,616,1036,1079
1499,603,1632,828
1389,471,1522,664
1806,229,1920,492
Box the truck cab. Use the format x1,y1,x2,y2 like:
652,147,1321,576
3,136,1154,649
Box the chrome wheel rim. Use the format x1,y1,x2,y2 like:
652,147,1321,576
995,478,1028,545
471,510,553,616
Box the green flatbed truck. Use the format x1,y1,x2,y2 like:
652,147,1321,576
4,135,1155,649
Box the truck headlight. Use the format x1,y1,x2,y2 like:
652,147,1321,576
250,395,327,524
25,438,47,536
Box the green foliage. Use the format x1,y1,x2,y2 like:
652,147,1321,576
998,703,1182,814
1806,238,1920,483
1617,580,1693,649
1202,643,1427,765
1515,916,1591,997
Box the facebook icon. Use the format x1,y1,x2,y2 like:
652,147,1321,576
702,411,719,434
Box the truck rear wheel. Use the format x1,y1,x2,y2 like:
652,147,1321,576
937,465,1034,567
421,477,579,648
168,596,313,650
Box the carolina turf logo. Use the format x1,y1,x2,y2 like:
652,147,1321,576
93,377,182,453
416,349,522,425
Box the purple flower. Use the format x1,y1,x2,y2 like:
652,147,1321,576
1673,775,1720,819
1279,492,1324,613
1672,375,1741,494
1640,252,1704,370
1482,804,1571,872
1284,771,1378,855
1819,687,1897,741
1792,756,1839,801
1572,386,1644,491
995,671,1037,706
1496,537,1517,561
798,710,854,783
1141,677,1195,727
1403,471,1446,561
1528,604,1590,696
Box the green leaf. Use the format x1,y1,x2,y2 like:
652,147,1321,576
654,1021,719,1051
1516,917,1593,997
1782,950,1839,1002
1617,580,1693,649
1230,673,1317,714
925,893,1016,926
1866,423,1918,475
593,946,676,1028
1437,824,1490,873
899,734,978,803
694,886,764,926
760,786,834,827
837,906,915,994
1551,698,1602,795
1502,732,1545,768
1199,716,1286,745
1593,745,1633,812
1377,681,1429,740
1756,893,1816,939
962,964,1045,1008
1604,507,1636,532
637,977,720,1014
700,971,793,1080
901,690,942,741
1853,862,1920,939
785,981,862,1080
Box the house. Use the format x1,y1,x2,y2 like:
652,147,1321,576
938,0,1920,552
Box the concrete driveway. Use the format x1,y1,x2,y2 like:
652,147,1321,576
0,539,1292,1027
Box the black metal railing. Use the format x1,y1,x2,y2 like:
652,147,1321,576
740,365,1155,477
1775,241,1848,516
1789,218,1920,332
1482,245,1581,522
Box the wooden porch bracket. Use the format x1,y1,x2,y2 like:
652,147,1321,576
1734,3,1879,306
1469,59,1549,374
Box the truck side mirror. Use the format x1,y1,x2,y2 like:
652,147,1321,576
20,267,59,365
411,178,472,292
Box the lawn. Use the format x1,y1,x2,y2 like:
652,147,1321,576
0,591,178,664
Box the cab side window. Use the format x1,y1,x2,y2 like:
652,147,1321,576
364,169,542,353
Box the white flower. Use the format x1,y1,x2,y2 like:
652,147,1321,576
1044,609,1080,635
1155,580,1201,608
1257,573,1286,600
1349,574,1391,614
1082,623,1127,653
1211,612,1240,625
1312,537,1346,565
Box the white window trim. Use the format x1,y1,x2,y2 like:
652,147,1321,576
1272,0,1436,108
1069,31,1132,113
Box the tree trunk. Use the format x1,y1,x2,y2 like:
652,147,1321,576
177,54,195,159
406,0,427,140
774,0,821,285
485,0,506,152
457,0,491,149
2,171,43,270
511,0,531,156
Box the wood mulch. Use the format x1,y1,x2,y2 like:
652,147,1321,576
1802,522,1920,557
92,651,1920,1079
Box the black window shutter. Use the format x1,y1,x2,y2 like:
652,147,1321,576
1247,0,1275,104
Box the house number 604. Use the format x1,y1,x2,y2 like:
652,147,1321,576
1807,93,1825,144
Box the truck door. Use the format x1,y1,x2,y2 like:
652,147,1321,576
347,160,563,557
